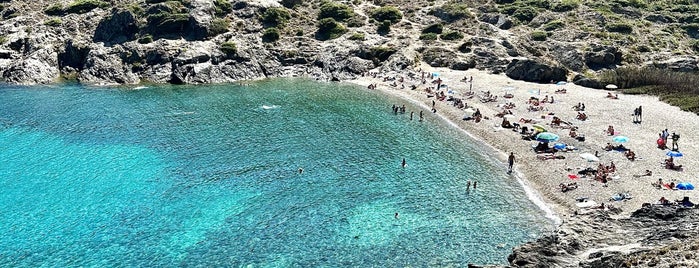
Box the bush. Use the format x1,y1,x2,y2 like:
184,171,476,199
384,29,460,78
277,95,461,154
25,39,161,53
369,46,397,62
422,23,443,34
281,0,303,8
316,18,347,40
419,33,439,40
138,35,153,44
370,6,402,24
458,41,473,53
692,40,699,52
606,23,633,34
348,32,365,40
512,7,538,23
65,0,109,14
318,2,354,22
543,20,565,31
44,4,64,15
44,18,62,27
261,7,291,27
209,18,229,36
345,16,366,28
220,41,237,56
377,20,391,35
431,3,473,22
213,0,232,17
552,0,580,12
441,31,463,40
262,27,280,42
531,31,547,41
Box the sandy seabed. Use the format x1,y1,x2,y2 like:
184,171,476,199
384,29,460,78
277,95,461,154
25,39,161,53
349,64,698,221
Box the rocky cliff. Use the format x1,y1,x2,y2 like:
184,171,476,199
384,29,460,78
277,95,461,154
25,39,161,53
0,0,697,86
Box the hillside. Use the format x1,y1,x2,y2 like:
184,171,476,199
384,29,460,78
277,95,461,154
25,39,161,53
0,0,697,87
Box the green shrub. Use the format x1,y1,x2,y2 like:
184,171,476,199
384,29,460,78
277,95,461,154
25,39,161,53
44,4,64,15
0,36,7,45
692,40,699,52
318,2,354,22
606,23,633,34
512,7,538,23
431,3,473,22
377,20,391,35
44,18,62,27
220,41,237,56
213,0,232,17
262,27,280,42
440,31,463,40
531,31,547,41
419,33,439,40
345,16,366,28
370,6,402,24
65,0,109,14
348,32,365,41
552,0,580,12
543,20,565,31
209,18,229,36
281,0,303,8
316,18,347,40
422,23,443,34
458,41,473,53
261,7,291,27
369,46,397,62
138,35,153,44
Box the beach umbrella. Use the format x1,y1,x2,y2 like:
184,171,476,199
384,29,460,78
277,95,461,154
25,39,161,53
676,182,694,190
556,81,567,85
579,153,599,162
612,136,629,143
553,143,567,150
532,124,547,132
606,84,618,89
666,150,684,158
536,132,559,142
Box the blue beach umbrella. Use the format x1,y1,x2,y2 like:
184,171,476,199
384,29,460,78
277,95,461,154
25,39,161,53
556,81,567,85
612,136,629,143
554,143,567,150
536,132,559,142
676,182,694,190
666,150,684,158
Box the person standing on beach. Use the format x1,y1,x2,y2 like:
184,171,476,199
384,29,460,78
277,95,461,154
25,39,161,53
508,152,515,173
671,132,680,151
638,106,642,123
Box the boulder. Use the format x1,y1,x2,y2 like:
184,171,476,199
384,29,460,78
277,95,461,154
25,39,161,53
93,9,139,44
651,57,699,72
505,59,567,83
584,44,622,70
2,50,60,84
573,75,604,89
551,44,584,72
421,47,457,68
78,48,139,84
479,13,513,30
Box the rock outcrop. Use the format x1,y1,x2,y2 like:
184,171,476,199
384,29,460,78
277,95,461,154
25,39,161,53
505,59,568,83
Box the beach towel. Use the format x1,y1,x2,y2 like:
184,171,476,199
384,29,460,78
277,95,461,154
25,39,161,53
568,174,579,180
575,200,598,208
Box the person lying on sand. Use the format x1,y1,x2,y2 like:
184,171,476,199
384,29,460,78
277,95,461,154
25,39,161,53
633,170,653,178
560,182,578,192
604,143,614,151
665,157,683,170
625,150,636,161
576,112,588,121
569,128,578,138
607,125,615,136
606,92,619,99
537,153,565,160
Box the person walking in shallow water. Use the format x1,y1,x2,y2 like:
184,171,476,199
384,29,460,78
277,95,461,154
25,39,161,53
410,111,414,120
508,152,515,173
401,158,406,168
419,110,424,122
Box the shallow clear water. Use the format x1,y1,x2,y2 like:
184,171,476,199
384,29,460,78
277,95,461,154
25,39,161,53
0,79,553,266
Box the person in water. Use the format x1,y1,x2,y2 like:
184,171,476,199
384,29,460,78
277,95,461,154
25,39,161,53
298,168,303,174
508,152,515,173
402,158,406,168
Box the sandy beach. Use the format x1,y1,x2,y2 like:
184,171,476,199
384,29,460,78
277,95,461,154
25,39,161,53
350,64,698,220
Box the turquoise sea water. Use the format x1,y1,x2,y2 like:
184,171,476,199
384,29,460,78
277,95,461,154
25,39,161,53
0,79,553,266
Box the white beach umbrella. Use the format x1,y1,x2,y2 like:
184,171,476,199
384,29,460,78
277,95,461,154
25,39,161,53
605,84,618,89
